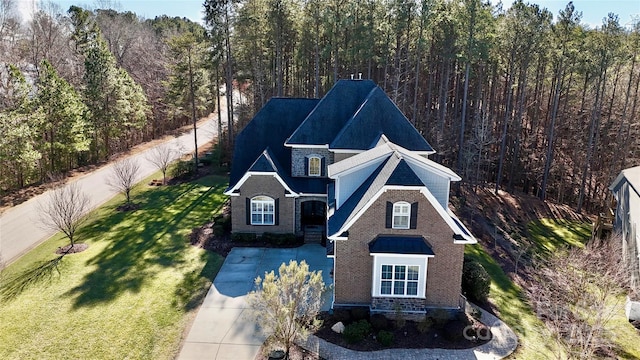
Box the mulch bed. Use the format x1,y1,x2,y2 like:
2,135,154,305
55,243,89,255
116,202,140,212
189,202,304,257
254,344,324,360
314,312,490,351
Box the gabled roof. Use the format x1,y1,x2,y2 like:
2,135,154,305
330,87,433,153
327,141,476,244
328,141,460,181
369,236,435,255
227,98,319,191
248,148,278,172
610,166,640,195
286,80,378,146
386,159,423,186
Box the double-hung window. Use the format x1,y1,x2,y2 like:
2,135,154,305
392,202,410,229
380,264,420,296
251,196,275,225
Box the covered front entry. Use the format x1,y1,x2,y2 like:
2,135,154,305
301,200,326,244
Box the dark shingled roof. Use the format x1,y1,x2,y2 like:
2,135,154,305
385,159,424,186
228,98,320,190
330,88,433,152
369,236,435,255
248,148,278,172
285,80,377,145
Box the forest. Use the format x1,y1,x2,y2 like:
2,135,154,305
1,0,639,214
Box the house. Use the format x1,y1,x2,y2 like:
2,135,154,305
610,166,640,321
225,79,477,315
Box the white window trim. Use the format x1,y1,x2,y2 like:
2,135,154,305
308,155,322,177
371,254,431,298
392,201,411,229
251,196,275,225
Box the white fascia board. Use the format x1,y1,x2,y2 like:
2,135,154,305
333,183,475,244
299,193,328,197
328,235,348,241
449,209,478,244
403,153,461,182
284,143,329,149
418,186,466,239
330,148,366,154
329,152,391,179
224,172,299,197
416,150,437,156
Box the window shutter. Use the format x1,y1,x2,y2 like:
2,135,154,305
246,198,251,225
304,157,309,176
321,157,326,177
385,201,393,228
274,198,279,225
410,202,418,229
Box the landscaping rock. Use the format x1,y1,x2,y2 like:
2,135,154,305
331,322,345,334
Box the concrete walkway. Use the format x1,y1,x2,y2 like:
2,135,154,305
178,244,518,360
177,244,334,360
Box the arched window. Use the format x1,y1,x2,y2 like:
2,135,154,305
308,156,321,176
392,201,411,229
251,196,275,225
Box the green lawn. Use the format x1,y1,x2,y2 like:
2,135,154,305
465,245,560,359
469,218,640,359
0,174,226,360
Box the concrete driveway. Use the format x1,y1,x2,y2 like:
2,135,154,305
177,244,334,360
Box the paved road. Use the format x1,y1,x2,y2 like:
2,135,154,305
0,111,223,268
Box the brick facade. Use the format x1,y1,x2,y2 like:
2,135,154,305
230,175,295,234
291,148,334,177
333,189,465,310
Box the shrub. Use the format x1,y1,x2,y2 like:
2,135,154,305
369,314,389,331
393,304,406,329
417,316,434,334
343,320,372,344
232,232,257,242
169,160,194,179
261,232,298,246
377,330,394,346
428,308,452,328
461,256,491,302
469,307,482,321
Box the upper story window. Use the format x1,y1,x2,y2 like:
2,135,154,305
308,156,321,177
393,202,410,229
251,196,275,225
386,201,418,229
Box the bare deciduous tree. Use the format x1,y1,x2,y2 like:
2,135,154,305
38,182,90,248
107,157,140,204
146,144,176,185
528,234,631,359
247,260,326,359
